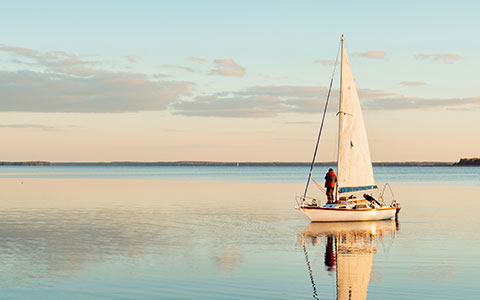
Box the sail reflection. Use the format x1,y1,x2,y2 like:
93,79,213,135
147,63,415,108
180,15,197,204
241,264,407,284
301,220,398,300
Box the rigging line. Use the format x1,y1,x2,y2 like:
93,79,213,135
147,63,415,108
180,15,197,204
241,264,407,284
302,241,320,300
334,235,339,300
303,40,341,199
311,178,326,194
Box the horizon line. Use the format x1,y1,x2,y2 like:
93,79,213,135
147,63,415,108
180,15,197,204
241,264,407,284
0,160,462,166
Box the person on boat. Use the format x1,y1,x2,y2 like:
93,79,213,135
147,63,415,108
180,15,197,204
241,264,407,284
324,168,337,203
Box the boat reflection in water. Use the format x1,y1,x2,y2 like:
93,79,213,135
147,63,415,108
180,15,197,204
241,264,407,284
300,220,398,300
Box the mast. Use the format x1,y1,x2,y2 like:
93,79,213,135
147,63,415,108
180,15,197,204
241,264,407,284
336,35,345,201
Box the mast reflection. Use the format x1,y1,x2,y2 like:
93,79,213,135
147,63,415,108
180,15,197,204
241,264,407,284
301,220,398,300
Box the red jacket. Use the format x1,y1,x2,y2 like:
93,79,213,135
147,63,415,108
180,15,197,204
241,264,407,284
324,171,337,188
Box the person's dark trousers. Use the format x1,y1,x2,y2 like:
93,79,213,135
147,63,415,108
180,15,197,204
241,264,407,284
326,187,334,203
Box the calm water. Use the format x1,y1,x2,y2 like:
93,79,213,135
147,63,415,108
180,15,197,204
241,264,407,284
0,165,479,186
0,166,479,299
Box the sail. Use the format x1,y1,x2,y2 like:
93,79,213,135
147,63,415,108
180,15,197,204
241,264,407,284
337,42,376,193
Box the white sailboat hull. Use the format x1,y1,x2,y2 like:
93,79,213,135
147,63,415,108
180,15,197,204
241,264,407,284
299,206,397,222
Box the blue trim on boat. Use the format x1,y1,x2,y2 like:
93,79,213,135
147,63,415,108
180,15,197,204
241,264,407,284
339,185,378,193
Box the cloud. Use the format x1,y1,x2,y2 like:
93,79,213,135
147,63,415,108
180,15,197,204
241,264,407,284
313,59,337,66
0,124,56,129
236,85,327,98
173,84,479,118
188,56,205,63
365,96,480,111
161,64,195,73
0,70,193,112
355,50,386,59
152,73,170,78
0,123,80,130
125,56,137,64
172,85,326,117
209,58,245,77
284,121,319,125
414,53,461,64
357,88,396,99
0,44,101,76
173,85,393,118
173,95,283,118
0,45,193,112
399,81,427,86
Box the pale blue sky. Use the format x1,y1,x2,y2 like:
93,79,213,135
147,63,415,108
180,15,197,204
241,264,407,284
0,1,478,161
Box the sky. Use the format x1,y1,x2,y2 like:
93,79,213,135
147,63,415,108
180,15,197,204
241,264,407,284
0,0,478,162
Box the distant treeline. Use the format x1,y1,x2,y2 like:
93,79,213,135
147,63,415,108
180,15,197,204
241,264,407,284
53,161,319,166
0,161,470,167
0,161,52,166
52,161,454,167
454,158,480,166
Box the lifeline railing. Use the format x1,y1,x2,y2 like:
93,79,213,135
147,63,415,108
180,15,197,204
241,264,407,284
295,195,326,208
379,182,398,207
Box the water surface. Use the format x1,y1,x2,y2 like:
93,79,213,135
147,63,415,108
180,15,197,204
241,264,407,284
0,166,478,299
0,165,478,186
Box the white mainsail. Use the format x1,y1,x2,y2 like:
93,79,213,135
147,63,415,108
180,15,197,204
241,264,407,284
337,37,376,193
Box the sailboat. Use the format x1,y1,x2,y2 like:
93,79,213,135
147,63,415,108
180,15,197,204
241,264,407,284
300,220,398,300
295,35,401,222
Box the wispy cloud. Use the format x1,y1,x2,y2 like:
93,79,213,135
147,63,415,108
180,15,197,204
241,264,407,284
173,94,281,118
366,96,480,111
125,56,137,64
355,50,386,59
0,44,101,76
0,123,81,130
173,85,326,117
152,73,170,78
414,53,461,64
161,64,195,73
0,70,193,113
399,81,427,86
173,85,392,118
209,58,245,77
0,124,55,129
173,85,479,118
0,45,194,112
1,44,475,117
313,59,337,66
188,56,205,63
284,121,319,125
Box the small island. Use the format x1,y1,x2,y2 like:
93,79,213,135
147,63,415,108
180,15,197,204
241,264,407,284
454,158,480,166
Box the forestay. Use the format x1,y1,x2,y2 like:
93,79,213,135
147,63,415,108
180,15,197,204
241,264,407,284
337,40,376,193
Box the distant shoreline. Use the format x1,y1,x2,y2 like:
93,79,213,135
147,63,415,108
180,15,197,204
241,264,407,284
0,161,467,167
